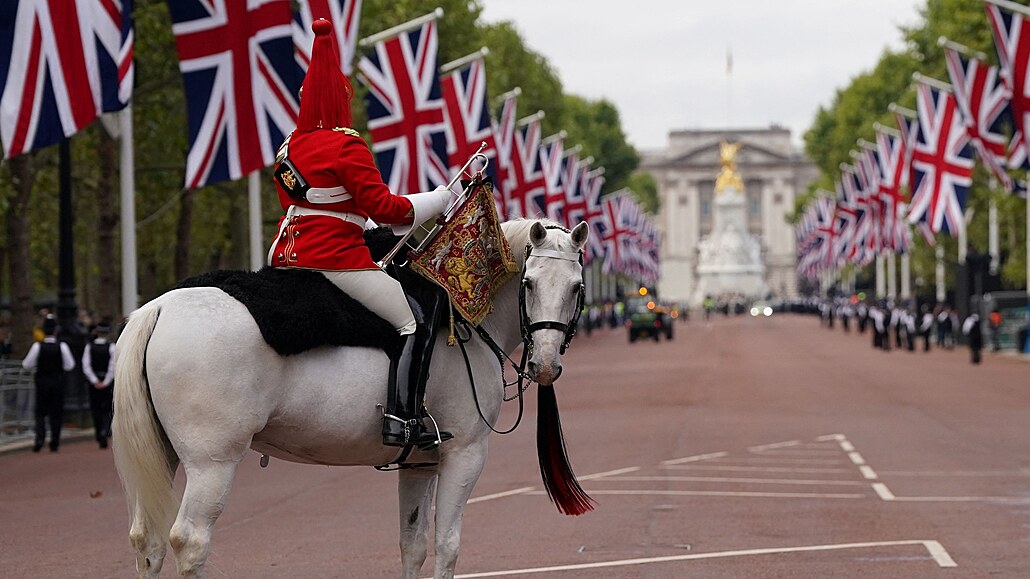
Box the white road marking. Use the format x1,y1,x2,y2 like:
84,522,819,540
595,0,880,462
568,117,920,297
873,482,896,501
892,496,1030,503
750,449,844,456
596,475,867,486
578,466,641,481
848,452,866,465
879,470,1030,477
451,540,957,577
817,433,846,441
467,487,534,504
661,451,728,465
530,489,865,499
708,457,845,465
840,440,855,452
748,440,801,452
665,465,851,474
859,465,879,480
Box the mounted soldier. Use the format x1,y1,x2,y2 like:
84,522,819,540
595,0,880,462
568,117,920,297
267,19,456,451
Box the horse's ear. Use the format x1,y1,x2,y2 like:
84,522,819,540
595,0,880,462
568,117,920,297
530,221,548,247
570,221,589,249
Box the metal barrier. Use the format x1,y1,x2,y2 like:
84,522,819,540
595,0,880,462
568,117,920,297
0,359,35,444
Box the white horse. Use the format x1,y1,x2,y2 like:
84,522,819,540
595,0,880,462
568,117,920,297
113,219,592,578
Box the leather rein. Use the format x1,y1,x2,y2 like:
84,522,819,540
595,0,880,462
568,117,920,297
455,228,585,435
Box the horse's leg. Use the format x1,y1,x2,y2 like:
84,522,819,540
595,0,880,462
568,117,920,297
168,457,244,578
432,440,489,579
398,468,438,579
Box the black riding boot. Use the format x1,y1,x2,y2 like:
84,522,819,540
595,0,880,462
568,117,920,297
382,276,453,451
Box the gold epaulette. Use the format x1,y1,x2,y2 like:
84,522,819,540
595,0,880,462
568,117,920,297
332,127,361,137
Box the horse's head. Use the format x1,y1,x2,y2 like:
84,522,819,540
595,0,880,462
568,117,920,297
520,220,589,385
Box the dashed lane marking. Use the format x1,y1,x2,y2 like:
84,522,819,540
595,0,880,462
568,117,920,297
848,452,866,465
450,540,957,577
816,433,846,441
467,487,534,504
578,466,641,481
873,482,896,501
701,457,847,465
840,440,856,452
859,465,879,480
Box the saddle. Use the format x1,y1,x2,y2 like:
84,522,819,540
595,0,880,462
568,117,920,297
174,228,411,356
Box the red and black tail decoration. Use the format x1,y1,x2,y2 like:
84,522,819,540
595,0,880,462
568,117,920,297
536,384,595,515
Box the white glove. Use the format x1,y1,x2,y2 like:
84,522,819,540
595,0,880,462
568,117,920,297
434,184,456,208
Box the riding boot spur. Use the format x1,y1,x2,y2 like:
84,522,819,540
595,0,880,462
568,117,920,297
382,275,453,451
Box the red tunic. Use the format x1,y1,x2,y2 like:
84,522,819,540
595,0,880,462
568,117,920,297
268,128,413,271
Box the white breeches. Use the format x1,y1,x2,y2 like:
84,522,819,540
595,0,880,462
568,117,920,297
320,269,417,335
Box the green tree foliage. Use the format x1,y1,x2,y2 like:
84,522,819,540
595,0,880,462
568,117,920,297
802,0,1028,293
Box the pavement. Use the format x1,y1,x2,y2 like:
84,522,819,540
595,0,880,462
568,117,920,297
0,428,98,455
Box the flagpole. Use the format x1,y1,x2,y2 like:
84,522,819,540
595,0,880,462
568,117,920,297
358,8,444,47
900,253,911,301
518,110,545,127
988,183,999,276
936,245,946,303
120,107,138,316
493,86,521,105
540,130,567,146
876,255,886,298
440,47,488,74
887,253,897,299
248,171,263,271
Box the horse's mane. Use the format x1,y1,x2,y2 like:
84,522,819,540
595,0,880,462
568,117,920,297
501,218,575,266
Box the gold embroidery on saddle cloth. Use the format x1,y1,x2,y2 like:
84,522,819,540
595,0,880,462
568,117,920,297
409,179,519,332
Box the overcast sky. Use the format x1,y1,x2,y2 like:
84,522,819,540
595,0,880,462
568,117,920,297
479,1,924,153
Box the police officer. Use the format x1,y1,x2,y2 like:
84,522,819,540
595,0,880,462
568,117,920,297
83,321,116,448
22,315,75,452
267,20,455,451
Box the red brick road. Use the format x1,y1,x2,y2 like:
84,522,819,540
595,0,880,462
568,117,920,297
1,313,1028,577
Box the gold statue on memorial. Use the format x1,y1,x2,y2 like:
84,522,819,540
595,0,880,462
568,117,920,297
715,141,744,194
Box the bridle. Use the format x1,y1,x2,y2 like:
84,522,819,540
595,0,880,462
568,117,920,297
519,238,585,359
457,225,585,435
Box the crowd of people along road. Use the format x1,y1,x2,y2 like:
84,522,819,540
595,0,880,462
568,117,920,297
814,298,995,365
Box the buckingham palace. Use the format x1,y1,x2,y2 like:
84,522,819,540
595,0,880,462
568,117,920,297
642,126,820,306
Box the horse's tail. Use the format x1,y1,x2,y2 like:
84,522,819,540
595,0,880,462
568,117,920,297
112,302,177,537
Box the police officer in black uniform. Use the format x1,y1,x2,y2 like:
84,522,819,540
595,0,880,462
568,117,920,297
82,321,116,448
22,316,76,452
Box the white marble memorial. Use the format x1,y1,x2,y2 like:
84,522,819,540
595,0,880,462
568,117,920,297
692,142,767,303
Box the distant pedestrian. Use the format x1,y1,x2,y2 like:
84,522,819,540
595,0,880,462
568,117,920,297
963,313,983,365
988,309,1003,352
83,321,116,449
903,310,917,352
919,305,934,352
857,302,868,334
22,316,76,452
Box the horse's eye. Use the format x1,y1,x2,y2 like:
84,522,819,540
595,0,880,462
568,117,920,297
523,279,534,290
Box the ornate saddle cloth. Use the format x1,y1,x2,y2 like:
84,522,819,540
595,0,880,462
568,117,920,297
175,228,405,356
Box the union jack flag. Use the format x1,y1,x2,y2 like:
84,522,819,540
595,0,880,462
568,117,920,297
906,82,974,237
599,194,628,274
986,0,1030,176
490,89,518,217
874,127,911,253
944,46,1021,193
582,166,606,263
1,0,133,158
539,134,566,222
357,17,449,195
168,0,300,189
502,113,546,219
440,56,496,181
558,148,585,229
834,173,859,265
292,0,362,76
94,0,134,113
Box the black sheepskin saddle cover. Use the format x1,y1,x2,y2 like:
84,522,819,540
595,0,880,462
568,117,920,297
174,228,404,356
